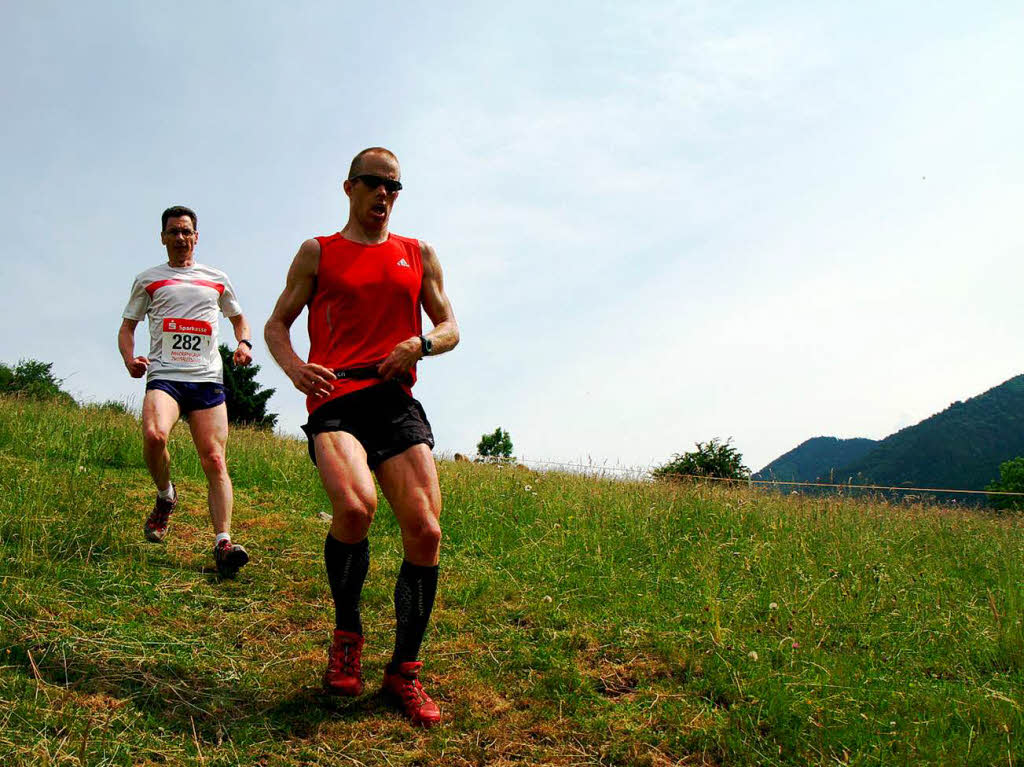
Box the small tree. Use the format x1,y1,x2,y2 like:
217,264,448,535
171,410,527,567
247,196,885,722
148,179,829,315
653,437,749,481
477,427,513,462
0,359,76,406
219,344,278,430
986,457,1024,511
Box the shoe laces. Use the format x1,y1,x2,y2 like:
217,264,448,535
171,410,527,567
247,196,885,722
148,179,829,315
394,666,428,708
148,504,171,529
328,638,361,676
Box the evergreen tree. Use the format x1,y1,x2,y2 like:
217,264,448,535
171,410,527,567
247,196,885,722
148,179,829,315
218,344,278,430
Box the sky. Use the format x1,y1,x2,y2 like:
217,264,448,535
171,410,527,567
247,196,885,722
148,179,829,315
2,1,1023,474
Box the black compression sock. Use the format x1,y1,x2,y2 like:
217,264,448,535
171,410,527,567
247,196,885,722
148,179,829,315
389,560,439,670
323,534,370,634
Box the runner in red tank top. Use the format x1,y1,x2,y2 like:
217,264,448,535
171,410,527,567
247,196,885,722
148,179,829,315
305,231,425,408
265,148,459,727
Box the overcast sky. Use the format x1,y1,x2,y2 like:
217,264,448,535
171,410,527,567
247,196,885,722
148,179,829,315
2,1,1022,473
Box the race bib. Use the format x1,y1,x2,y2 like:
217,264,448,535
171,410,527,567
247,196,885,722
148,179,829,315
162,318,213,367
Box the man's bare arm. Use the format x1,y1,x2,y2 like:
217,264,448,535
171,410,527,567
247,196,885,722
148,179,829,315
228,313,253,367
418,240,460,353
378,240,459,380
264,239,336,398
118,318,149,378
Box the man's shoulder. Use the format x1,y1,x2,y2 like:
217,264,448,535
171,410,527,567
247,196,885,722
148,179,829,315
313,232,340,247
390,233,421,248
190,262,233,281
133,263,171,282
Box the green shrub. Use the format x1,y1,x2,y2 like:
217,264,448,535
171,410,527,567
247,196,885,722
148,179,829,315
0,359,76,405
987,457,1024,511
653,437,749,481
477,426,513,462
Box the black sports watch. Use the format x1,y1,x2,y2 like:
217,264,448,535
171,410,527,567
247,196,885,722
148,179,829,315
419,335,433,356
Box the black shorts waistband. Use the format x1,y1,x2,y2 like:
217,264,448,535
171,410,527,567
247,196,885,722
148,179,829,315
333,364,413,387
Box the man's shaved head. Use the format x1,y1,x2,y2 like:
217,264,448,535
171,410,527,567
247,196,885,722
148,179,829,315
348,147,400,179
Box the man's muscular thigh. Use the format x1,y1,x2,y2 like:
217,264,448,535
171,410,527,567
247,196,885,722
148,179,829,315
375,444,442,565
316,431,378,542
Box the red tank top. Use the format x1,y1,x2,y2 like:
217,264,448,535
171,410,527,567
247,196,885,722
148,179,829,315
306,232,423,413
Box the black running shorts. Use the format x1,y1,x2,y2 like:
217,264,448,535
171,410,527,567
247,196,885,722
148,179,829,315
146,380,227,414
301,381,435,469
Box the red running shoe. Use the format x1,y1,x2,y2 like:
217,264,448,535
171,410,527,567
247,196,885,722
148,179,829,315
323,630,364,696
382,661,441,727
213,539,249,577
144,490,177,542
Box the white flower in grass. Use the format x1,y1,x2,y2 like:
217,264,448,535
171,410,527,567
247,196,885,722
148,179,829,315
748,651,758,661
769,602,778,611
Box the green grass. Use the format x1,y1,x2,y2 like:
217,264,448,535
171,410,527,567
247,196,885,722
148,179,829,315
1,395,1022,765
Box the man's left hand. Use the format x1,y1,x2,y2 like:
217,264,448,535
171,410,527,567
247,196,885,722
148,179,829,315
378,337,421,380
233,345,253,367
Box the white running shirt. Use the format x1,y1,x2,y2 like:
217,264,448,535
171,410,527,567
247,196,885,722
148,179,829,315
122,263,243,383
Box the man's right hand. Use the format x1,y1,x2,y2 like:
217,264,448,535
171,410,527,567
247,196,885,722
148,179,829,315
125,356,149,378
288,363,337,399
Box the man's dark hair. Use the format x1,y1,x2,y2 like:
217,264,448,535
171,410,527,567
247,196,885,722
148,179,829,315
348,148,399,179
161,205,198,232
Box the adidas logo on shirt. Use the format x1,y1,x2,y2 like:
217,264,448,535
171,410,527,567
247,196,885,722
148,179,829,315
396,258,410,268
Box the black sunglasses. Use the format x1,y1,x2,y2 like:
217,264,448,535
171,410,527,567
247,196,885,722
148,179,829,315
349,174,403,193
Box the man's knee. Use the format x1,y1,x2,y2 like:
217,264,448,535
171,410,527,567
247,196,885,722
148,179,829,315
404,513,442,553
330,491,377,531
143,426,169,452
198,447,228,477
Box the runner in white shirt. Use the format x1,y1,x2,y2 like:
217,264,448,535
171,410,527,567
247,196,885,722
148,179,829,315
118,205,253,576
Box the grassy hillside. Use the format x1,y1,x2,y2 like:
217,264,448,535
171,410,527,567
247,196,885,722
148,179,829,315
1,396,1022,766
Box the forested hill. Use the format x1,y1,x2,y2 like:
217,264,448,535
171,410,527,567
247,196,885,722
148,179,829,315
839,374,1024,492
756,374,1024,495
752,436,878,483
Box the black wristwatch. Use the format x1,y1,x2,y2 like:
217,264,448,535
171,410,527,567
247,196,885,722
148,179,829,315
419,335,433,356
239,339,253,349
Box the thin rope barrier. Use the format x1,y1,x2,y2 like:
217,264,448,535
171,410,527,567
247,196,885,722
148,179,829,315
510,457,1024,497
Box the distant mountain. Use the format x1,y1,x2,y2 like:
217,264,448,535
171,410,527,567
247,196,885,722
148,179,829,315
839,375,1024,494
753,437,878,483
755,374,1024,500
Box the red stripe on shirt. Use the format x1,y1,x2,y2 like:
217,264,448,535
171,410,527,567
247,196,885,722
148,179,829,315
145,278,225,296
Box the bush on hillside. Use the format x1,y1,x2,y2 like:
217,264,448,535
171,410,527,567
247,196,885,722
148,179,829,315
85,400,130,415
0,359,76,406
986,457,1024,511
653,437,749,481
477,427,514,463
